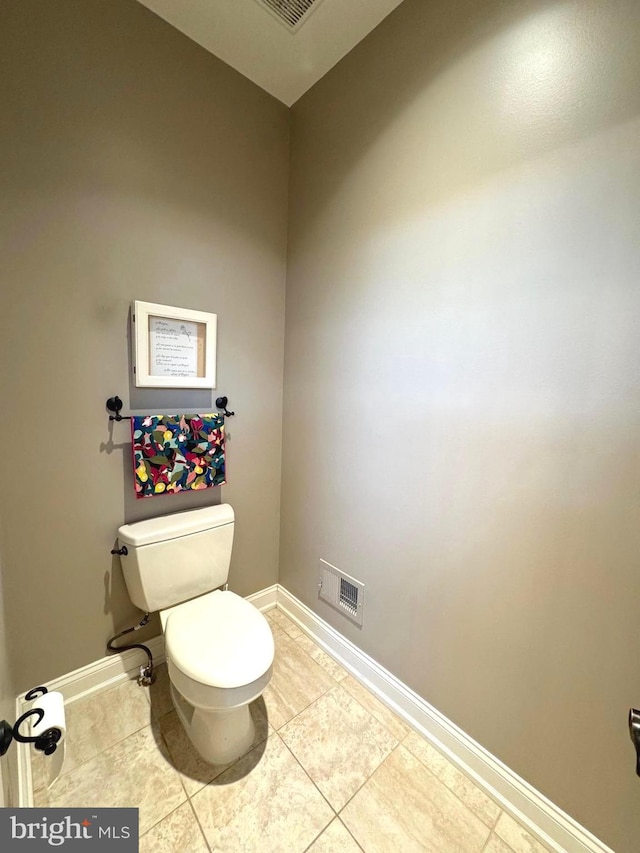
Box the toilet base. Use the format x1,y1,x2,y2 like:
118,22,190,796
170,683,256,765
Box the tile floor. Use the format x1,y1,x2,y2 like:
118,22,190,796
31,607,554,853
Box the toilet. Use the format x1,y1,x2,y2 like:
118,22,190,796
116,504,274,765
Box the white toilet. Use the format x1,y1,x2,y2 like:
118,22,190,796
117,504,274,765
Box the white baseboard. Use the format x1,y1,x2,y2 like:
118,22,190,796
16,694,33,808
245,583,278,613
276,585,614,853
45,635,167,707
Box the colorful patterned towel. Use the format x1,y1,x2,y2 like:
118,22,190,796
131,414,225,499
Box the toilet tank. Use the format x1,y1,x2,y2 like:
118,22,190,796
117,505,234,613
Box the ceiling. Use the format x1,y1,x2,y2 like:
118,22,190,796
136,0,406,106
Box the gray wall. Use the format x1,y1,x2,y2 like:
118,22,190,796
282,1,640,850
0,542,17,806
0,0,289,690
2,0,639,845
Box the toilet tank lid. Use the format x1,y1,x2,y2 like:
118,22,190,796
118,504,234,548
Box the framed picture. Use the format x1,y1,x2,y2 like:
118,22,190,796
132,301,217,389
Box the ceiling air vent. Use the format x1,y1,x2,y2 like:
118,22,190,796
256,0,324,31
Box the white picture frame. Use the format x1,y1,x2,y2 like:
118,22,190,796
132,300,217,389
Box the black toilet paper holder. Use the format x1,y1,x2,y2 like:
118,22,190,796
0,687,63,757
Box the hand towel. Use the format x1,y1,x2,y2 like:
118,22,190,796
131,413,225,499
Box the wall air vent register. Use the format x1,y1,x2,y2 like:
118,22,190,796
255,0,325,30
318,559,365,626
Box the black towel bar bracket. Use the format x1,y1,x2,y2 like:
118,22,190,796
106,396,131,421
215,396,235,418
106,395,236,421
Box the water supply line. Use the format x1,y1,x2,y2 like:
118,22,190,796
106,613,156,686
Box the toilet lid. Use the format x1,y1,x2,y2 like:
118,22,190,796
164,590,274,689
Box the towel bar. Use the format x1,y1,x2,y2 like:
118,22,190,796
106,395,236,420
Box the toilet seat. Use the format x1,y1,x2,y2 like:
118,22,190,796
162,589,274,690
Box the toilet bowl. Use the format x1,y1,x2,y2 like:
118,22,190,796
116,504,274,766
161,589,274,764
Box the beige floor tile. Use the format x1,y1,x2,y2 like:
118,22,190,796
484,833,516,853
271,621,290,650
307,818,363,852
294,634,349,681
191,733,334,853
160,698,270,796
42,724,185,835
341,745,491,853
267,607,304,639
33,786,49,807
402,731,450,776
262,631,335,729
279,685,397,811
31,742,66,800
146,664,175,720
403,731,501,828
341,675,410,741
56,679,152,777
31,747,47,793
494,813,551,853
140,802,208,853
